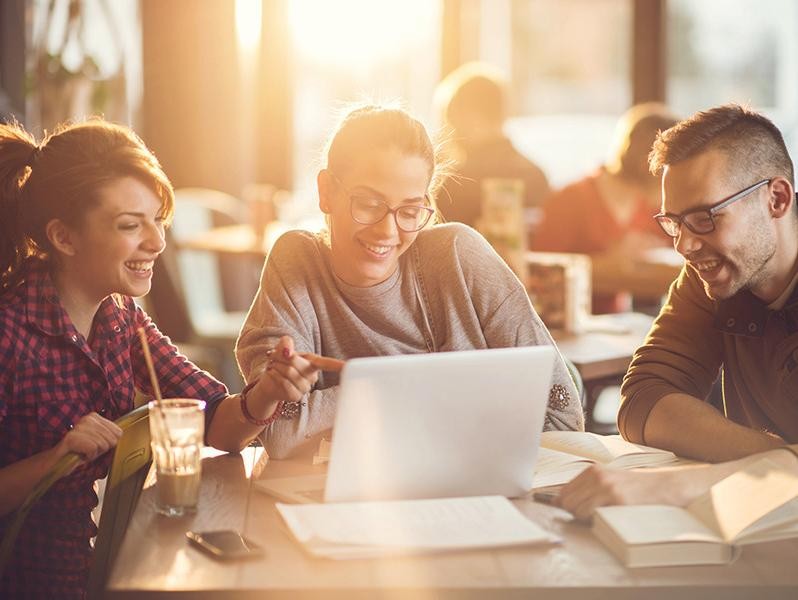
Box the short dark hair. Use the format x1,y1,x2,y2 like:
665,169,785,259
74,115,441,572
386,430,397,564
648,104,794,188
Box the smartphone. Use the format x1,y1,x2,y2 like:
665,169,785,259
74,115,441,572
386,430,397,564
186,530,263,560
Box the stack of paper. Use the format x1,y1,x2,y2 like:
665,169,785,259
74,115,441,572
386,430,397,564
276,495,559,559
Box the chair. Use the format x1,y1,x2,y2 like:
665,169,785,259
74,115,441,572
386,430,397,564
147,188,256,389
86,404,151,599
0,405,151,600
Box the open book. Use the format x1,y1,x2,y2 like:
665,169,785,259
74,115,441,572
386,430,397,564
592,457,798,567
532,431,680,489
276,495,559,559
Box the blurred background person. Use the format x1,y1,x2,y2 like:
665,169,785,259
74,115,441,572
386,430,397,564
434,62,550,229
532,103,679,313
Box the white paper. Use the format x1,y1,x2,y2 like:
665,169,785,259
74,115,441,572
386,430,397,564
277,495,558,558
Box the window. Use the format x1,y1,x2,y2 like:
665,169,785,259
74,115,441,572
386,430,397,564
666,0,798,158
287,0,442,221
457,0,633,188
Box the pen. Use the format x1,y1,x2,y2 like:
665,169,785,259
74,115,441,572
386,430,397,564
299,352,345,373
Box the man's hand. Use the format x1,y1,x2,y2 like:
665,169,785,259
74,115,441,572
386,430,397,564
555,465,687,521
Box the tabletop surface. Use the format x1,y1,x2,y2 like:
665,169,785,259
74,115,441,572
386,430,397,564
552,312,655,382
106,448,798,599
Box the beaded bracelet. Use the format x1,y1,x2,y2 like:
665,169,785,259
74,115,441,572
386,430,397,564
239,379,284,427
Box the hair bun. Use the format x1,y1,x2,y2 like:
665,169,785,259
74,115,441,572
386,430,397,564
26,145,42,167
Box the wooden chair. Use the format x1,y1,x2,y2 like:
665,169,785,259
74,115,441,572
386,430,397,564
147,187,254,389
0,405,151,599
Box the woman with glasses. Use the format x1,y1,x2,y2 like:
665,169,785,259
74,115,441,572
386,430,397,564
235,104,584,459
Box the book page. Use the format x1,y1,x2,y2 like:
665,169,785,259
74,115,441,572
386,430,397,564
531,447,594,488
736,498,798,544
688,457,798,543
540,431,675,466
594,505,723,545
276,496,558,555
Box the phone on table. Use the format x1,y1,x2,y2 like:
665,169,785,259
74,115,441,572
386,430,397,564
186,530,263,560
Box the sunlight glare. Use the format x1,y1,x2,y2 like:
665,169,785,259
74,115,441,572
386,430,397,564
236,0,263,54
289,0,433,69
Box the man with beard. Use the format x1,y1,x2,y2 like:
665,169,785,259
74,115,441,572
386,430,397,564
616,104,798,463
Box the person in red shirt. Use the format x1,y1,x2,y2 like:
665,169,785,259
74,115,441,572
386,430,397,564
0,119,317,599
532,103,678,313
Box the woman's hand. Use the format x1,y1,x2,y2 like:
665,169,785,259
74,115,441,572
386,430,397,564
257,335,320,404
53,412,123,464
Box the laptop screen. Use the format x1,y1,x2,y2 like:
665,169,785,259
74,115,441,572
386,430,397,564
324,346,556,502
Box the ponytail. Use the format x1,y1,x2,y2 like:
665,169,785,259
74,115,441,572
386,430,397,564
0,121,39,293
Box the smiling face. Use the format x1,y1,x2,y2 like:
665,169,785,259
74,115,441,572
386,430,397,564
319,146,431,287
56,176,167,303
662,149,777,300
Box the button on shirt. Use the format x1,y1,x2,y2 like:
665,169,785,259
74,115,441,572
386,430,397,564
0,259,228,598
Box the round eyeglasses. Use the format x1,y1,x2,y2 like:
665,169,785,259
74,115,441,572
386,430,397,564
653,179,771,238
329,173,435,233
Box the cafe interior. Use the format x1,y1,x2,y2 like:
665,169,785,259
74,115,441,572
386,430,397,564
2,0,798,597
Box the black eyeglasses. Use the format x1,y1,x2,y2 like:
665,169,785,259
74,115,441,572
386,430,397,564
329,172,435,233
654,179,771,238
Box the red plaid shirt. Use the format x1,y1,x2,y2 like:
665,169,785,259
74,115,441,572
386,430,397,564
0,259,228,599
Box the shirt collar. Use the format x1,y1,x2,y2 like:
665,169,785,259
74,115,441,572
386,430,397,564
714,275,798,337
24,258,129,339
24,259,71,336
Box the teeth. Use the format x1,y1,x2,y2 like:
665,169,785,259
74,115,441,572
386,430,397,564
694,259,721,272
125,261,154,272
361,241,392,255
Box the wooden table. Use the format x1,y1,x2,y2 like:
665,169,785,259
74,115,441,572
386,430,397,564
553,313,655,433
106,448,798,599
591,247,683,302
177,222,290,257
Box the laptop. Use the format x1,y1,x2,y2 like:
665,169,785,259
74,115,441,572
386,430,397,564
255,346,555,503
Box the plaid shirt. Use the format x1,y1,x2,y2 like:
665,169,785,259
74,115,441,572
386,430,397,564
0,259,228,599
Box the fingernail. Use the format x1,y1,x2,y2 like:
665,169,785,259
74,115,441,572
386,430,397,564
282,348,292,359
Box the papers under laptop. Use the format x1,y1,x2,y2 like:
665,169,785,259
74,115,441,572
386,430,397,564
255,346,556,504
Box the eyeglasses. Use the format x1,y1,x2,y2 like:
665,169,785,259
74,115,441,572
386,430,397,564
329,173,435,233
653,178,771,238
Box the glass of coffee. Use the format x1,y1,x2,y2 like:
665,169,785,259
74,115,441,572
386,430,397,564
148,398,206,517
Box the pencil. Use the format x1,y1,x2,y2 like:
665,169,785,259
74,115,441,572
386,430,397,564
299,352,345,372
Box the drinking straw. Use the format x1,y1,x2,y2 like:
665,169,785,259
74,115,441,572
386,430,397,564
137,328,174,459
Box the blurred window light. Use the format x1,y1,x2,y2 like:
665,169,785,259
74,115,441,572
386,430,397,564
236,0,263,54
666,0,798,159
287,0,441,218
289,0,436,71
490,0,632,188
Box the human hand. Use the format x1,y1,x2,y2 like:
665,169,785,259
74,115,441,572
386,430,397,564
54,412,123,464
259,335,320,403
554,465,685,521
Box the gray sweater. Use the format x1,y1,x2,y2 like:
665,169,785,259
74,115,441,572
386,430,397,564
236,223,584,458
